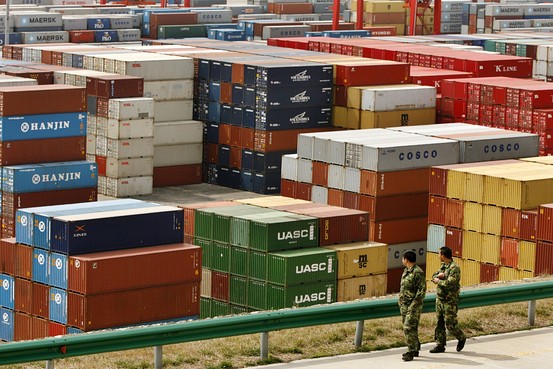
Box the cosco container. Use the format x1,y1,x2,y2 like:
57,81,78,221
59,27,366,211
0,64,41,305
0,112,86,141
68,243,200,294
267,247,336,286
2,160,97,194
249,213,319,252
49,205,184,255
267,280,335,309
322,241,387,279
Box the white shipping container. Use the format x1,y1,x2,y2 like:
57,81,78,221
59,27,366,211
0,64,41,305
280,14,321,21
105,176,153,197
311,185,328,204
492,19,532,30
108,98,155,120
485,4,524,17
107,137,154,159
360,84,436,111
154,99,193,122
109,15,133,29
297,158,313,184
87,115,97,135
344,167,360,193
107,118,154,139
387,241,427,269
153,120,202,146
281,153,298,181
262,25,310,39
112,53,194,81
0,75,37,87
192,9,233,23
21,31,68,43
153,143,203,167
62,16,87,31
116,29,141,42
524,4,553,16
13,12,63,28
143,79,194,101
327,164,345,190
106,157,154,178
86,134,96,155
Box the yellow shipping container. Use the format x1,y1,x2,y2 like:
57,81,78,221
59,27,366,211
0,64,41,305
323,241,388,279
461,259,481,287
425,251,441,281
350,0,406,13
446,169,468,200
502,174,553,210
337,274,387,301
520,270,534,279
463,202,482,232
518,240,536,272
346,86,366,109
462,230,482,262
359,108,435,129
481,233,500,265
499,266,519,282
347,107,362,129
332,106,349,128
235,196,308,207
464,172,485,203
363,22,405,35
481,204,502,235
201,268,212,298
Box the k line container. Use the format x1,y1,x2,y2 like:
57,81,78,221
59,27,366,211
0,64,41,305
267,280,336,310
267,248,337,286
49,206,184,255
67,282,199,331
322,241,387,278
337,273,387,301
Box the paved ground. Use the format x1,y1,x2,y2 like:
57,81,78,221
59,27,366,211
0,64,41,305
248,327,553,369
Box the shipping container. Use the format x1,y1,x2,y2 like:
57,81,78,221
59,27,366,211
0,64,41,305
322,241,387,278
387,241,427,269
211,271,229,302
519,240,536,272
0,85,86,116
0,136,85,166
337,274,387,301
0,238,15,275
14,278,32,314
0,112,86,142
267,280,335,310
370,217,427,244
229,275,247,306
0,308,13,341
267,248,336,286
249,213,319,252
360,168,429,196
247,279,267,310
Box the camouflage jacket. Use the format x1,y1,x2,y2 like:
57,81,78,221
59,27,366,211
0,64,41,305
433,260,461,301
399,265,426,308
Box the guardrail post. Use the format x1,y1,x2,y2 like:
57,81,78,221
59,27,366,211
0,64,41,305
46,360,54,369
528,300,536,326
354,320,364,348
260,332,269,360
154,346,163,369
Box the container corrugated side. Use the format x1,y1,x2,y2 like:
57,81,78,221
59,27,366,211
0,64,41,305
14,243,32,280
249,213,319,252
481,234,501,265
14,278,32,314
201,269,212,298
229,275,247,306
501,207,520,239
336,274,386,302
462,230,482,262
0,238,15,275
210,242,230,273
267,280,335,310
32,282,49,319
427,224,445,254
482,204,502,236
247,279,267,310
230,209,282,248
322,241,387,279
518,240,536,272
230,246,248,277
267,248,336,286
461,259,481,286
211,271,229,302
179,201,238,238
194,204,260,242
463,202,482,232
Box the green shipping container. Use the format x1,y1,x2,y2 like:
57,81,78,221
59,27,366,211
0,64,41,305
250,213,319,252
267,281,336,310
267,248,337,286
230,246,248,277
194,237,212,268
229,275,248,306
249,249,267,280
200,297,211,319
211,299,231,318
195,204,259,241
247,279,268,310
157,24,207,39
230,209,282,247
211,242,230,273
229,304,249,315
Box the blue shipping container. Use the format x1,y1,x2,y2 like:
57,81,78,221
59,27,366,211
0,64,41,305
0,308,13,342
2,160,98,194
32,248,49,285
210,60,222,82
0,112,86,141
220,104,232,124
232,85,244,105
322,30,371,38
218,145,231,166
94,30,118,43
0,33,22,45
87,18,112,30
216,29,246,41
49,287,67,324
253,170,281,194
243,108,255,128
49,252,67,289
0,275,14,310
49,206,184,255
231,106,243,126
208,81,221,101
240,169,253,191
255,106,331,131
254,150,295,171
242,149,254,169
207,102,221,123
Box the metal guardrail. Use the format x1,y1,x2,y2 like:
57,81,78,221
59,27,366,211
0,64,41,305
1,280,553,366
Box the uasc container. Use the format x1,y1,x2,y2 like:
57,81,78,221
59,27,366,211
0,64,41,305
267,247,337,286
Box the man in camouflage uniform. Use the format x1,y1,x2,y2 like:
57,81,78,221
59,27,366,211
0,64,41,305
399,250,426,362
430,246,466,353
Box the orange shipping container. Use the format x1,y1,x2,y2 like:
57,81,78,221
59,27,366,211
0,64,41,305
312,161,329,187
520,209,538,242
280,179,297,198
445,198,464,229
328,188,344,207
428,195,446,225
501,207,521,239
500,237,518,268
360,168,429,196
480,263,499,283
360,192,428,221
370,217,427,244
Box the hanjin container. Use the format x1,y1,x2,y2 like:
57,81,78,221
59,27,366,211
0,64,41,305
0,112,86,141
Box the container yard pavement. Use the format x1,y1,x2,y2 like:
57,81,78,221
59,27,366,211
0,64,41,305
248,327,553,369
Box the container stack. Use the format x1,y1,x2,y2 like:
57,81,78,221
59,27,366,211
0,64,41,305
0,84,98,238
346,0,406,35
0,199,199,341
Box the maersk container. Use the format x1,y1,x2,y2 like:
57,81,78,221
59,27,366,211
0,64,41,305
49,287,66,324
267,248,337,286
21,31,69,44
49,252,67,290
249,213,319,252
229,275,248,306
0,112,86,141
230,246,248,277
267,281,336,310
247,279,267,310
49,206,184,255
194,204,261,241
0,308,13,342
230,209,283,247
32,248,48,285
14,13,63,28
0,274,14,309
2,160,97,194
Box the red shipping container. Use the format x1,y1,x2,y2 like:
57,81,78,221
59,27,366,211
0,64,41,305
428,195,446,225
280,179,297,198
445,198,464,229
312,161,328,187
67,282,200,331
502,208,521,239
0,136,86,166
230,146,242,168
360,168,429,197
359,192,428,221
334,85,347,107
49,321,66,336
149,13,198,39
96,97,108,118
370,217,427,244
538,204,553,242
69,30,95,43
492,105,506,128
96,155,107,177
230,126,241,147
500,237,519,268
410,66,472,94
206,143,218,164
68,243,201,295
296,182,312,201
211,271,230,302
327,188,344,207
480,263,499,283
220,82,232,104
179,201,239,237
463,57,532,78
14,243,32,280
0,85,87,115
153,164,202,187
535,241,553,275
254,128,329,152
14,277,32,313
14,312,32,341
445,227,463,258
533,108,553,132
219,124,231,145
93,75,144,99
32,282,49,319
241,127,255,150
0,238,15,275
31,316,49,340
386,266,403,294
334,61,409,86
343,191,360,210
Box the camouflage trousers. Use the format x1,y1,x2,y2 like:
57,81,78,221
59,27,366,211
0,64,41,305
434,298,466,346
400,305,422,352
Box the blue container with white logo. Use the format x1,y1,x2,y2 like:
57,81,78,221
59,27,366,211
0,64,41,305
0,33,22,46
322,30,371,38
216,29,246,41
49,287,67,324
2,160,98,194
218,145,230,166
0,112,86,141
87,18,112,30
0,308,13,342
32,248,49,285
220,104,232,125
49,206,184,255
94,30,118,43
240,169,253,191
49,252,67,289
243,108,255,129
231,106,243,126
0,275,14,309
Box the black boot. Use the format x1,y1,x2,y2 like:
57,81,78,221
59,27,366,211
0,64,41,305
457,338,466,352
402,352,414,361
430,345,445,353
